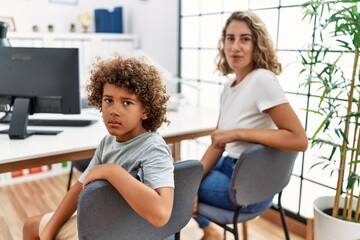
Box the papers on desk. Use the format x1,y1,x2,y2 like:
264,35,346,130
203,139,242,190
167,94,185,111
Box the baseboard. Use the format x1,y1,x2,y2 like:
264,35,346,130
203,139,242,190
262,208,309,239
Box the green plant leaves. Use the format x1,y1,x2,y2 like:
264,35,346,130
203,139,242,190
301,0,360,221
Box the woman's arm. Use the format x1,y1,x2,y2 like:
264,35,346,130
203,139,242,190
40,182,82,239
200,144,224,177
82,164,174,228
212,103,308,152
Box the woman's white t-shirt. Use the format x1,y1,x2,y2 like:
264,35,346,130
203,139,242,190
218,68,288,158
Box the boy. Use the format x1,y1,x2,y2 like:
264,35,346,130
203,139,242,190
23,55,174,239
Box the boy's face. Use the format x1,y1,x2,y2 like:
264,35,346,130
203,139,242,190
101,83,148,142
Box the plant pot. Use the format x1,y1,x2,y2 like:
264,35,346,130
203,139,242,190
313,196,360,240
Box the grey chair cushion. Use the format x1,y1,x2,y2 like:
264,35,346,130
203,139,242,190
197,202,271,224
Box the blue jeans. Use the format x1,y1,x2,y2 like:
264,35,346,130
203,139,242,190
194,155,273,228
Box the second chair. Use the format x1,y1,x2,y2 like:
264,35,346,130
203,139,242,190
197,144,299,240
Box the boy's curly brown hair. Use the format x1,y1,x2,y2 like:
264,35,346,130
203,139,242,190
86,55,169,132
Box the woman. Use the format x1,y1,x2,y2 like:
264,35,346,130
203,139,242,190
192,11,308,240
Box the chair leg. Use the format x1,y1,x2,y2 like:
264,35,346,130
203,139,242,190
242,221,248,240
67,163,74,191
278,192,290,240
232,224,239,240
232,207,241,240
174,231,180,240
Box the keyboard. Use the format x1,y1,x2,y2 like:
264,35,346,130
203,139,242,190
27,119,97,127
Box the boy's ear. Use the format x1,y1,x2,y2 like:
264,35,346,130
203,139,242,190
142,110,149,120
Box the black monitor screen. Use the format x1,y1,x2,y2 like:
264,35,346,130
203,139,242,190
0,47,80,139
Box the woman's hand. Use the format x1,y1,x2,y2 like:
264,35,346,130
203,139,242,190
211,130,226,150
211,129,239,150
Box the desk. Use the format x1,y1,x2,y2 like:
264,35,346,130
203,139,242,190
0,104,218,174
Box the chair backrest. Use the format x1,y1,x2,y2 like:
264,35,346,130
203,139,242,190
77,159,203,240
72,158,91,172
229,144,298,206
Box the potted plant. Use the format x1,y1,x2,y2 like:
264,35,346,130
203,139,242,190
48,24,54,33
300,0,359,239
70,23,76,33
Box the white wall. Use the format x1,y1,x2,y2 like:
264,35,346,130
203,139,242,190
127,0,179,76
0,0,178,75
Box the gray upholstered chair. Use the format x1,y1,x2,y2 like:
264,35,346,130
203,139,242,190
77,159,203,240
197,144,299,240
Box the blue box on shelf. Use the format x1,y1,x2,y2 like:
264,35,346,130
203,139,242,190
95,7,123,33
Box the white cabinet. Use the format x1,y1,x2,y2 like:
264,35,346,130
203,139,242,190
7,32,139,96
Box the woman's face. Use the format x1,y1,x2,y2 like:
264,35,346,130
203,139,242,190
223,20,255,75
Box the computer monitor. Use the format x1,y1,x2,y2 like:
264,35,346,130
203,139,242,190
0,47,80,139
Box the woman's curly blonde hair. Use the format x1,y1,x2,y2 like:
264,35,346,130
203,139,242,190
217,11,282,76
86,55,169,132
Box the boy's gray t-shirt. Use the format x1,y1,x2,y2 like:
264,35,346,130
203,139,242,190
78,132,174,189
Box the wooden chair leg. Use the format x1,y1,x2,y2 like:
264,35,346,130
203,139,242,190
242,221,248,240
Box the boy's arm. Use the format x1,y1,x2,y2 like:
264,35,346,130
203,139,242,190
82,163,174,228
40,181,82,239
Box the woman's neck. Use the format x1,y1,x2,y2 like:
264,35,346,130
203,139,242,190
232,67,255,87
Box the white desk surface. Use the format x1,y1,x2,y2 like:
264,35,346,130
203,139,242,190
0,104,218,172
